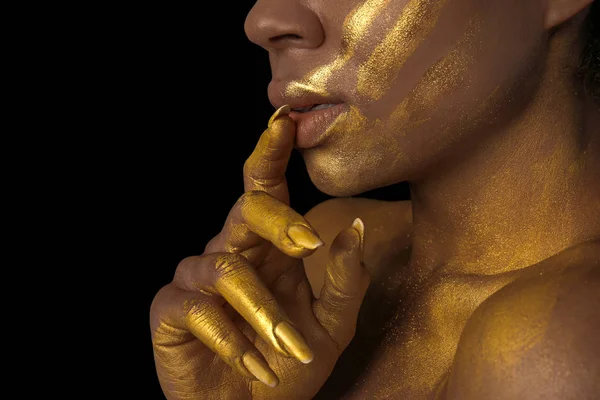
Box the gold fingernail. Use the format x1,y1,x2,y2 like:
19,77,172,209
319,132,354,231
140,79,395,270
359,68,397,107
242,352,279,388
268,104,291,128
287,224,324,250
274,322,314,364
351,218,365,259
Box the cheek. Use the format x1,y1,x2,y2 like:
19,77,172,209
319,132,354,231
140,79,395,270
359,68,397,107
304,11,482,193
355,0,455,105
370,1,545,160
353,0,545,122
303,0,546,194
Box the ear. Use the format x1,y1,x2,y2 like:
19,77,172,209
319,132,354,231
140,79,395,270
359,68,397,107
544,0,595,29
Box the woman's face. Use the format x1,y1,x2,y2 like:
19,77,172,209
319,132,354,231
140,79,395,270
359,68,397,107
245,0,548,196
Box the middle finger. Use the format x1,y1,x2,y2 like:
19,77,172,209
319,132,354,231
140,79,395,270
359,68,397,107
174,252,315,364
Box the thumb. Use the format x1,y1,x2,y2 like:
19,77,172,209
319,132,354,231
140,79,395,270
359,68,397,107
313,218,370,351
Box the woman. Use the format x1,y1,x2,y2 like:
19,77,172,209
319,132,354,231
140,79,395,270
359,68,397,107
151,0,599,398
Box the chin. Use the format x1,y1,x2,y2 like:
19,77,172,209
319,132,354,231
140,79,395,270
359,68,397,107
303,152,403,197
309,174,364,197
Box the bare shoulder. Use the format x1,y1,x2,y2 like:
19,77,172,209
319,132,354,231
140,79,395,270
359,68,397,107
444,239,600,400
303,197,413,297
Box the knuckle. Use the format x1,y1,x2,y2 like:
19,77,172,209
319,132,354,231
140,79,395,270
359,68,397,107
213,253,248,278
212,329,236,353
325,269,355,300
150,284,178,334
251,176,280,189
242,158,254,175
244,159,269,182
175,253,252,292
239,190,266,204
234,191,252,209
150,284,170,316
173,255,198,278
252,297,277,316
185,298,213,322
173,255,216,290
203,234,221,253
244,158,281,186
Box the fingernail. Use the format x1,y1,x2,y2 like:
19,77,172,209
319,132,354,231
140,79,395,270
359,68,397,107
268,104,291,128
351,218,365,263
242,352,279,388
287,224,324,250
274,321,314,364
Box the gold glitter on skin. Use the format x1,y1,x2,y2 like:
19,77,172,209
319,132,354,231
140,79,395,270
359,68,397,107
303,13,482,197
285,0,391,98
361,273,516,397
385,16,481,138
417,58,597,277
357,0,449,100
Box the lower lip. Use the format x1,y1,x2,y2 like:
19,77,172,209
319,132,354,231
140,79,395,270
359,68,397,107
288,103,348,149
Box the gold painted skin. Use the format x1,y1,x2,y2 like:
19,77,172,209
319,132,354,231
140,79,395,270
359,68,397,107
356,0,448,100
151,107,370,400
153,0,600,398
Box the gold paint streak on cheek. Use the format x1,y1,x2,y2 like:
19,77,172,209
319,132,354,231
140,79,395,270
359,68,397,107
357,0,450,101
342,0,392,47
383,16,481,139
388,99,410,132
285,0,391,97
325,105,368,139
410,17,480,109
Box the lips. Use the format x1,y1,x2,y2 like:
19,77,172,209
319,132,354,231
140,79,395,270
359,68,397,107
267,81,349,148
274,96,345,113
291,103,339,113
268,81,344,112
288,103,348,149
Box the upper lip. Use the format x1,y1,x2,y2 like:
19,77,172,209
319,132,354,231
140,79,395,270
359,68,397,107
268,81,345,111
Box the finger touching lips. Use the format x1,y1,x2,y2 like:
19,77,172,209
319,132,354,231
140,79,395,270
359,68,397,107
243,105,296,204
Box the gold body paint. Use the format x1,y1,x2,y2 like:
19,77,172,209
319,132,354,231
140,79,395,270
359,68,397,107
154,0,599,397
357,0,448,100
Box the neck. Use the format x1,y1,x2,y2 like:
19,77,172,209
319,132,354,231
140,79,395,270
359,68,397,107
408,30,600,278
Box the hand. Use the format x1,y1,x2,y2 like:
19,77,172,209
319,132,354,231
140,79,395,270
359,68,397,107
150,106,370,400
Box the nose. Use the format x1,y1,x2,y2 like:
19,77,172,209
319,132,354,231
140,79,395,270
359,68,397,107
244,0,324,51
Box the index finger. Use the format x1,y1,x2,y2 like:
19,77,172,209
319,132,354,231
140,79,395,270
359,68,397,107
243,105,295,205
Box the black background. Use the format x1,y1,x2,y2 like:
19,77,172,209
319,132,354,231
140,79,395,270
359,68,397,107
98,2,408,397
